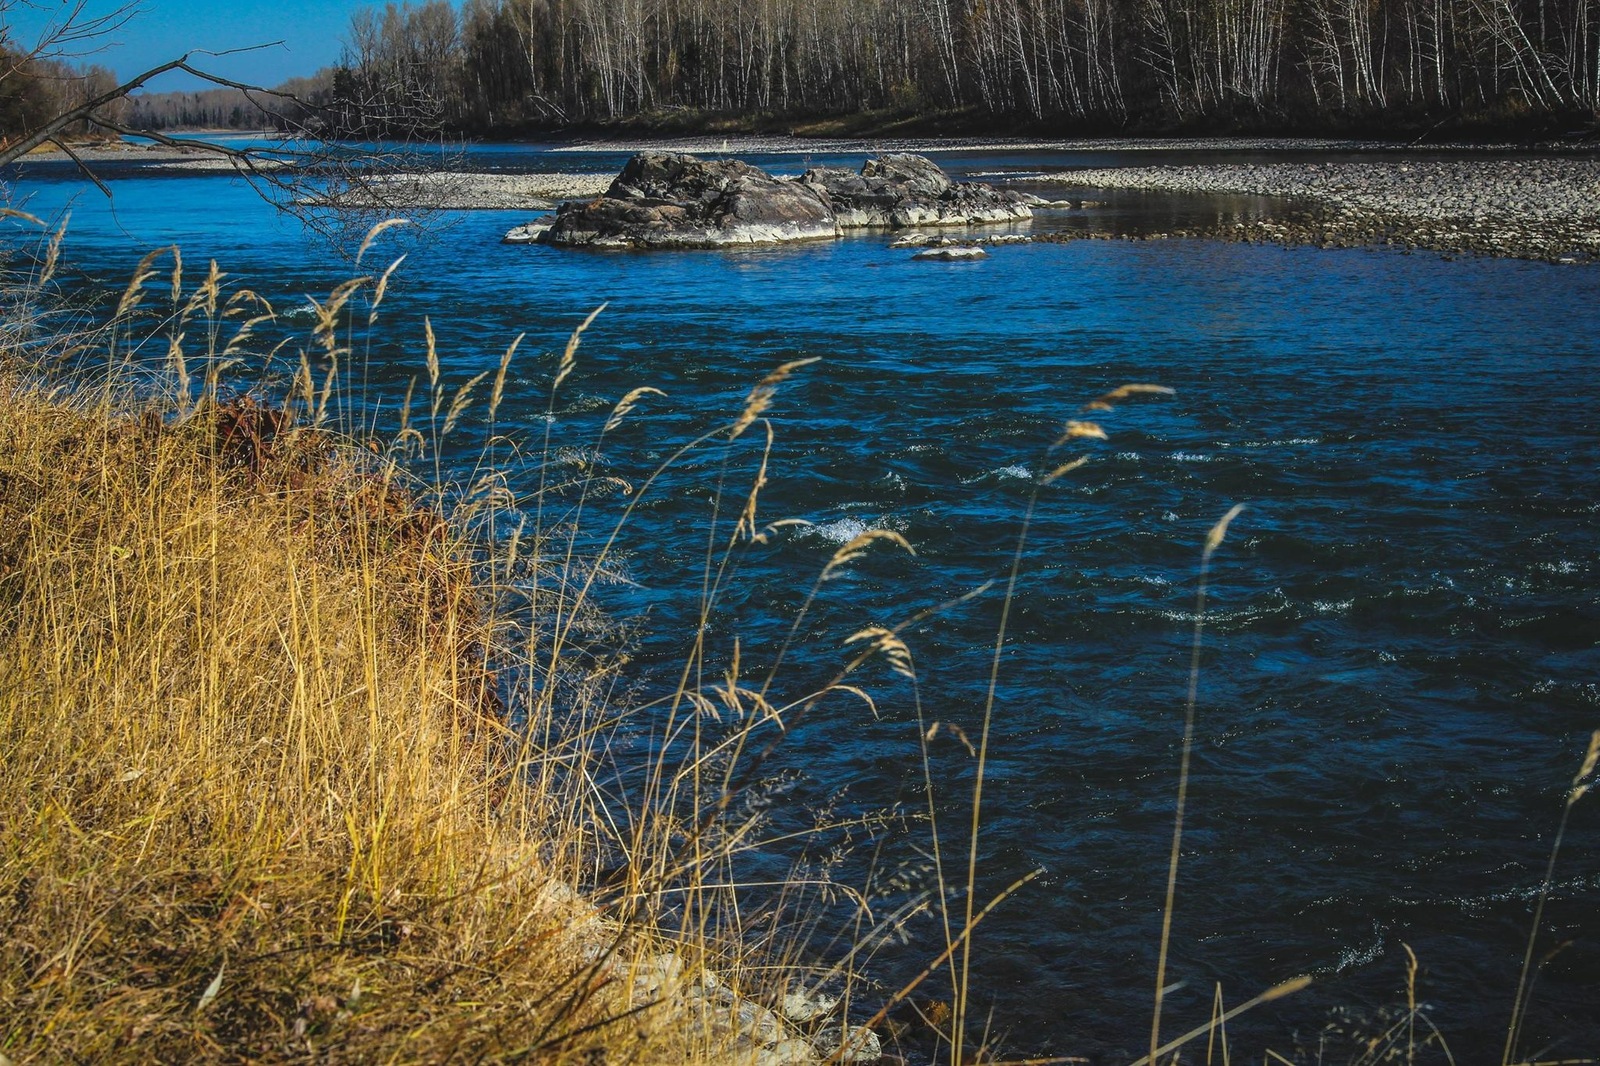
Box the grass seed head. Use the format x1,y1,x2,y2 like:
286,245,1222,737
731,356,819,441
1082,383,1176,412
822,528,915,582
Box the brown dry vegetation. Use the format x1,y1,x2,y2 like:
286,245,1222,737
0,376,723,1062
0,226,845,1062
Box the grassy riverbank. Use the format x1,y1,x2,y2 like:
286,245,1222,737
0,378,692,1061
0,248,851,1061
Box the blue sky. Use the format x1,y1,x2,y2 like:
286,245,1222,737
7,0,373,89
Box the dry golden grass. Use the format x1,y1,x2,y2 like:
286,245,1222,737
0,225,840,1062
0,373,759,1062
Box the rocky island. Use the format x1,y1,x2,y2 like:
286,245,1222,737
504,152,1039,248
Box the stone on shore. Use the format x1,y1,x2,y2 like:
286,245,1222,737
1031,158,1600,262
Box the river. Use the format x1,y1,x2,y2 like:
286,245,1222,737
6,137,1599,1063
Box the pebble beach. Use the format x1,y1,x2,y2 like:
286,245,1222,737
1033,158,1600,262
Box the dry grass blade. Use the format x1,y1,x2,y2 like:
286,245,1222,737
750,516,811,544
195,957,225,1013
731,356,819,440
844,625,916,680
224,288,273,318
1151,501,1246,1064
1081,383,1176,412
169,245,183,305
1204,503,1248,558
1573,729,1600,800
167,332,189,396
824,683,880,718
443,370,490,436
184,259,224,320
1053,420,1106,447
925,721,977,757
1129,976,1313,1066
39,213,69,286
1505,728,1600,1065
604,386,667,433
313,276,370,350
425,315,439,390
490,333,526,420
370,253,408,324
820,528,915,581
0,207,47,227
1042,456,1090,485
734,420,774,542
116,245,177,319
554,303,607,394
356,217,413,265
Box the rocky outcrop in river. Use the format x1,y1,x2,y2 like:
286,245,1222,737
507,152,1037,248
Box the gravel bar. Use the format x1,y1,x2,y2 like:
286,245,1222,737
1032,159,1600,262
307,171,613,210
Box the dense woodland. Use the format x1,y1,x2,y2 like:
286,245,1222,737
0,45,127,144
122,73,336,132
320,0,1600,131
9,0,1600,143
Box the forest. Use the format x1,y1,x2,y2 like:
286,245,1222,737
314,0,1600,132
1,44,127,141
18,0,1600,139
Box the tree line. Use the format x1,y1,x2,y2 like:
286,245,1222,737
124,72,337,132
1,44,127,146
323,0,1600,132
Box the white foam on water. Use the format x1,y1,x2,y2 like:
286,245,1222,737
1333,925,1386,973
960,464,1032,484
1238,437,1323,448
806,514,908,545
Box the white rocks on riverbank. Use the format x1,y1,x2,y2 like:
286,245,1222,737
1031,158,1600,261
536,876,873,1064
302,171,613,210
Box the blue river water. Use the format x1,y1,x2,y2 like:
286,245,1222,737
6,139,1599,1062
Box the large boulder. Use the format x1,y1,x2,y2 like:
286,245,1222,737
802,152,1037,229
540,153,838,248
516,152,1038,248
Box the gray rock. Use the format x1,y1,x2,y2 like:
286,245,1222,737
502,218,553,244
813,1024,882,1064
516,152,1037,248
755,1039,820,1066
912,246,988,261
803,154,1034,230
540,153,837,249
779,987,840,1023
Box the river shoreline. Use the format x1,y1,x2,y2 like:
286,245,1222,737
14,136,1600,262
1029,158,1600,262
